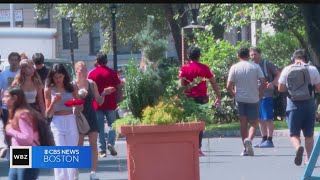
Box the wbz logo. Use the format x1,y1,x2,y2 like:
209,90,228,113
10,146,32,168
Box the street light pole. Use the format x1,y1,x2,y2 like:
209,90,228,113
181,3,204,65
110,4,117,71
67,15,75,67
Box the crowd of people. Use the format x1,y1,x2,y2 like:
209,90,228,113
0,45,319,180
0,52,122,180
180,46,320,166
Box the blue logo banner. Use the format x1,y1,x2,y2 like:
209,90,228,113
32,146,92,168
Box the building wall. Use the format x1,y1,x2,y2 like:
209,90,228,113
0,3,180,67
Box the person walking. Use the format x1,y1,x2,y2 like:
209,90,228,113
227,47,266,156
11,59,46,116
250,47,281,148
5,86,41,180
88,53,121,158
74,61,114,180
178,46,222,156
32,53,50,85
0,52,21,159
44,63,82,180
278,49,320,166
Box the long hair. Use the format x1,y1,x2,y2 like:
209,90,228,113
12,59,43,88
46,63,74,93
7,86,39,130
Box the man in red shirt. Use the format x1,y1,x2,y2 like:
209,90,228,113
88,53,121,158
178,46,222,156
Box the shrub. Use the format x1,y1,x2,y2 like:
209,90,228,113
123,58,162,119
257,31,300,68
194,31,250,123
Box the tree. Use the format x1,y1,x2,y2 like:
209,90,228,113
300,4,320,67
35,3,190,61
200,3,320,67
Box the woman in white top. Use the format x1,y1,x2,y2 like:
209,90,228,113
11,59,46,116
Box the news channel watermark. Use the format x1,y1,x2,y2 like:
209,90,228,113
10,146,92,168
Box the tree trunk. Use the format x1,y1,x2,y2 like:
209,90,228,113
163,4,188,62
300,4,320,67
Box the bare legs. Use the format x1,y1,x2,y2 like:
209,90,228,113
78,132,98,172
240,116,257,147
259,120,274,137
290,135,314,164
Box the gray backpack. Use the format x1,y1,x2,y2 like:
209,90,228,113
286,63,312,101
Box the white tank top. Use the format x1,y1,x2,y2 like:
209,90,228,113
24,89,37,103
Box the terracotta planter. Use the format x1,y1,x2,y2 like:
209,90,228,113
119,121,205,180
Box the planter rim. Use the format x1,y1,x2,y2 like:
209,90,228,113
118,121,205,135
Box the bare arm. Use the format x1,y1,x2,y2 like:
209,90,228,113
259,77,266,98
93,82,105,106
178,78,184,87
271,70,281,87
72,84,83,113
37,86,46,117
226,81,235,97
209,77,222,106
315,83,320,92
44,87,53,117
278,83,286,92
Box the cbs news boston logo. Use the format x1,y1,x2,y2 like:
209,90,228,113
10,146,91,168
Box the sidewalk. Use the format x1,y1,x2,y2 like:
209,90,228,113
203,129,290,138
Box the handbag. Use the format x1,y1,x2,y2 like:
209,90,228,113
76,112,90,134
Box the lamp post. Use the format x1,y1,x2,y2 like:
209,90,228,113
66,13,75,67
181,3,204,65
110,4,117,71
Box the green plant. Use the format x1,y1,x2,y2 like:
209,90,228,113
123,59,162,119
134,15,168,69
194,31,250,123
142,100,184,125
257,31,300,68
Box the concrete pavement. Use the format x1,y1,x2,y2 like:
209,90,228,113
1,133,320,180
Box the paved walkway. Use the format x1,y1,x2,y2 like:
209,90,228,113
1,130,318,180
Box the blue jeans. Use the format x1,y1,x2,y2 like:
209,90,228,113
8,168,39,180
96,110,117,152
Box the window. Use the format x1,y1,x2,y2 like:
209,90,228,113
62,18,78,49
36,8,50,28
89,22,101,55
117,40,140,54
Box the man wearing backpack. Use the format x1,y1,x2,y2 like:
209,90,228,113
250,47,281,148
278,49,320,166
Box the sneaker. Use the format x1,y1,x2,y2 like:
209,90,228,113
107,144,118,156
244,138,254,156
0,148,7,158
294,146,304,166
240,149,248,156
199,149,205,157
259,140,274,148
98,151,107,158
253,140,265,148
90,171,99,180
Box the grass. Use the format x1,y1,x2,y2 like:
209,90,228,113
206,120,320,132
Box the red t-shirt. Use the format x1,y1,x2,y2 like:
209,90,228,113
88,65,121,110
178,61,214,98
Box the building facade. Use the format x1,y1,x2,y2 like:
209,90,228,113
0,4,178,69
